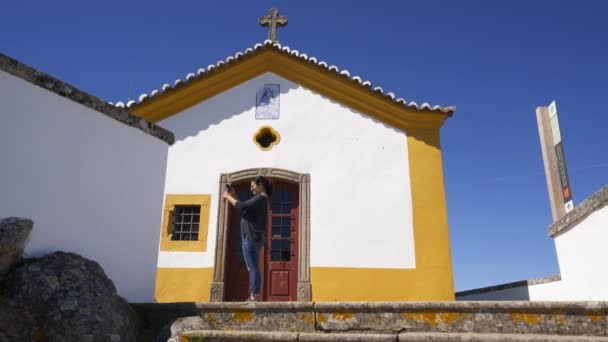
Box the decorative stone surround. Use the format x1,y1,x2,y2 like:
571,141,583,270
549,184,608,237
0,53,174,145
455,275,561,298
210,168,311,302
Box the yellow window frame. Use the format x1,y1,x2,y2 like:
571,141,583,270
160,194,211,252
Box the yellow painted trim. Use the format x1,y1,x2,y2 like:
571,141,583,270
311,267,453,301
160,194,211,252
407,129,453,280
253,126,281,151
130,50,450,131
155,267,213,302
311,129,454,301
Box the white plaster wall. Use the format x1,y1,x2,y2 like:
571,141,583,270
527,280,571,300
456,281,566,301
456,286,532,301
0,71,168,302
157,72,415,270
551,205,608,300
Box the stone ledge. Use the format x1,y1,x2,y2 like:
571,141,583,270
135,301,313,312
181,330,299,341
136,300,605,315
181,330,398,342
179,330,608,342
299,333,397,341
133,302,316,335
0,53,174,145
314,302,606,336
549,184,608,237
398,332,608,341
455,275,561,297
133,301,608,338
313,300,602,314
193,301,314,311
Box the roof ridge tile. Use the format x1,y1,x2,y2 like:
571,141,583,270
122,42,454,114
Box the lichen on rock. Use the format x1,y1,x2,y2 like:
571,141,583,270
0,251,138,341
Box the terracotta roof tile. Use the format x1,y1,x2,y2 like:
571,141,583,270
122,40,455,115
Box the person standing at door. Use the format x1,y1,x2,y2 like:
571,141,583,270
223,176,273,302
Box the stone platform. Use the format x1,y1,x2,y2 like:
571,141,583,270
132,301,608,341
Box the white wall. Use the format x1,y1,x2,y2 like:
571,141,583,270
158,72,415,270
551,204,608,300
0,70,168,302
457,204,608,301
456,280,565,301
456,286,532,301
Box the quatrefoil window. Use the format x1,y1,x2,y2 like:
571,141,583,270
253,126,281,151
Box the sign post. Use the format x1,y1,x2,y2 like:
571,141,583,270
536,101,574,222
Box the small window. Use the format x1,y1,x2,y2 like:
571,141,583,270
160,194,211,252
257,129,277,148
171,205,200,241
253,126,281,151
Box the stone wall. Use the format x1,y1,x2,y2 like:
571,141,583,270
133,301,608,339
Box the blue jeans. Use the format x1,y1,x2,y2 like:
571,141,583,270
242,237,262,296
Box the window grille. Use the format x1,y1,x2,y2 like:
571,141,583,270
270,189,292,261
171,205,200,241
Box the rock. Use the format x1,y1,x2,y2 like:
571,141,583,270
156,316,214,342
0,251,138,341
0,217,33,274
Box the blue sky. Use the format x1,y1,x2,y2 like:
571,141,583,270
2,1,607,291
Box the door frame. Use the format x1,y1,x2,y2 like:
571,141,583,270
210,168,311,302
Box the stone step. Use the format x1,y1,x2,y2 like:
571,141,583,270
398,332,608,341
133,301,608,338
180,330,298,341
179,330,395,341
178,330,608,342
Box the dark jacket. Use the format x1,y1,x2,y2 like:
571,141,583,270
236,194,268,242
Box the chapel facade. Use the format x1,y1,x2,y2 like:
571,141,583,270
126,12,455,302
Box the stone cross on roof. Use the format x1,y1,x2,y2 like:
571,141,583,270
259,8,288,43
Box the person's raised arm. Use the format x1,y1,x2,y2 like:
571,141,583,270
233,194,262,213
223,190,238,207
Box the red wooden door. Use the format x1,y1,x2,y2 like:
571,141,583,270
224,181,299,302
264,182,299,301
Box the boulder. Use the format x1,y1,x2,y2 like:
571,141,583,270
0,251,138,341
0,217,33,274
